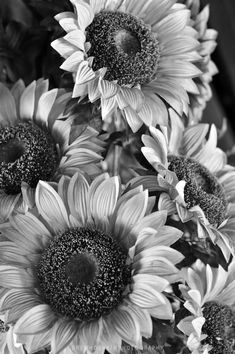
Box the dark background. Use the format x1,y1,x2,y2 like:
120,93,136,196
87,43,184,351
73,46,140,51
202,0,235,160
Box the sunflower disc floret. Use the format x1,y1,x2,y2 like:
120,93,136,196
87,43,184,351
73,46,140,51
86,11,160,86
0,122,58,194
37,227,129,320
202,301,235,354
168,155,227,227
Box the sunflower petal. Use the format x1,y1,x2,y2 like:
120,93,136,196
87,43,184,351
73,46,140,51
91,176,120,223
0,193,20,222
35,89,58,128
35,181,69,233
14,304,56,335
60,51,84,72
51,38,78,58
71,0,94,31
75,61,96,85
123,106,143,133
55,12,78,32
101,96,117,119
182,124,209,157
110,308,142,348
19,81,36,121
67,172,89,224
51,320,78,354
99,79,119,99
10,79,25,116
0,83,17,125
1,289,41,323
115,190,148,246
0,265,35,288
64,30,86,51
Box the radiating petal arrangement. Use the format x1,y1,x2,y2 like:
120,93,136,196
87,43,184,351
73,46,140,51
141,109,234,259
52,0,202,132
0,1,234,354
0,174,184,352
0,79,105,221
178,259,235,353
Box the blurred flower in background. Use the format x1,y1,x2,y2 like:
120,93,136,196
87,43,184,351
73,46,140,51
180,0,218,124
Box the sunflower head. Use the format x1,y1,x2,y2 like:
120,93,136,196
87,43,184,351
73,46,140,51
52,0,201,131
141,117,228,230
0,172,184,353
178,260,235,354
0,79,105,220
86,10,160,86
0,122,59,195
168,155,227,226
0,317,24,354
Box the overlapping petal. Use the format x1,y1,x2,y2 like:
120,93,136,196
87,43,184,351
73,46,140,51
178,259,235,353
141,111,233,258
0,173,183,353
0,80,104,221
51,0,201,132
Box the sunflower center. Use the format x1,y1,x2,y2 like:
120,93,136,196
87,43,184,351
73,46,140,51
168,155,227,227
202,301,235,354
0,122,59,195
86,11,160,86
65,253,98,285
0,139,25,163
114,29,141,56
37,227,130,321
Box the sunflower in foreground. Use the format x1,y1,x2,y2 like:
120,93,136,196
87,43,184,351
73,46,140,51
141,109,235,260
0,173,184,353
180,0,218,124
51,0,201,132
178,259,235,354
0,79,104,221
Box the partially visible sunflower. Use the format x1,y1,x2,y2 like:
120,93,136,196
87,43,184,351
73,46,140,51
0,79,104,221
0,315,24,354
51,0,201,132
180,0,218,123
0,173,184,353
178,259,235,354
141,109,235,260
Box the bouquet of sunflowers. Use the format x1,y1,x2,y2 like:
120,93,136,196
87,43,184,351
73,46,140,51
0,0,234,353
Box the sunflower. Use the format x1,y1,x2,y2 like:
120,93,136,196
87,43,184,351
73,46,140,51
51,0,201,132
0,315,24,354
0,172,184,353
141,109,234,260
180,0,218,123
0,79,104,221
177,259,235,354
